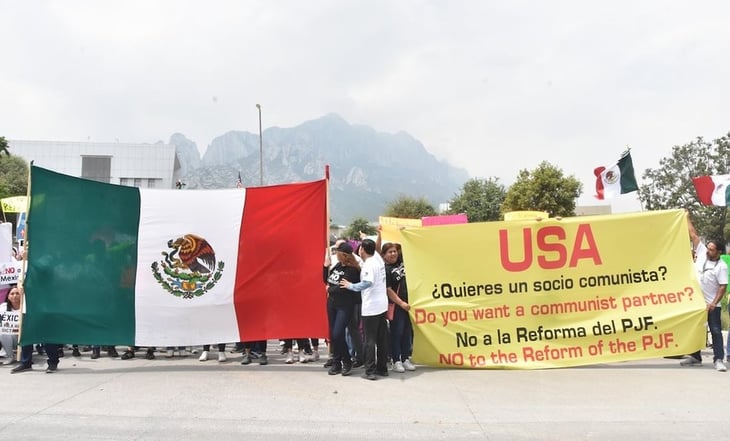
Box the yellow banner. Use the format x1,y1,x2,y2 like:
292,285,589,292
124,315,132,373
504,210,549,221
1,196,27,213
379,216,422,244
401,209,706,369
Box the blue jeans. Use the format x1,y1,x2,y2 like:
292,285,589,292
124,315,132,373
389,306,413,362
692,307,723,362
327,302,352,365
345,304,363,362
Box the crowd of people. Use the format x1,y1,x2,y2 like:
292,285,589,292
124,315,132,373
0,228,416,379
3,213,730,374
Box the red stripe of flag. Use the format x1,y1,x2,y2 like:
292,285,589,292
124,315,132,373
692,176,715,205
594,166,607,200
234,180,328,341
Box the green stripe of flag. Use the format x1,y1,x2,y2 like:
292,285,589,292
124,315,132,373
22,167,140,345
618,152,638,194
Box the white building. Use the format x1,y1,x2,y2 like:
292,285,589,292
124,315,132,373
8,140,180,189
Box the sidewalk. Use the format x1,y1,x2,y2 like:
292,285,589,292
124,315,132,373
0,342,722,441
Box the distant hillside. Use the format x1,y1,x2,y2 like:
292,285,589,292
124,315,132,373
170,114,468,224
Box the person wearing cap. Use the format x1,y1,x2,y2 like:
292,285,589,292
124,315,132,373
323,241,361,376
322,240,365,370
340,239,389,380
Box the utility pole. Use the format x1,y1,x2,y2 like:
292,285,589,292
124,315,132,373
256,103,263,186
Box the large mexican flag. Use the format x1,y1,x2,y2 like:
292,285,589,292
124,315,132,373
21,166,328,346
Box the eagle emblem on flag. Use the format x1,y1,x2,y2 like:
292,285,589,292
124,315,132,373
603,170,619,185
151,233,225,299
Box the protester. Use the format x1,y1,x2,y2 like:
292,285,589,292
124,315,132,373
323,240,364,370
324,242,361,376
340,239,389,380
7,286,60,373
240,341,268,365
199,344,227,362
681,215,728,371
281,339,312,364
0,285,21,365
309,339,321,362
381,241,416,373
121,346,156,360
166,346,188,358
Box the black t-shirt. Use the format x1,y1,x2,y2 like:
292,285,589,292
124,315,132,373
324,263,361,307
386,261,408,302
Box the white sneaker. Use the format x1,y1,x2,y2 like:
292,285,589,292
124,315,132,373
312,349,320,361
403,359,416,371
198,351,209,362
165,349,174,358
299,352,311,363
217,352,227,362
679,356,702,366
393,361,405,373
715,360,727,372
285,351,294,364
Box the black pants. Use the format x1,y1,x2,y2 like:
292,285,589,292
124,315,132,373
362,313,389,375
282,339,311,352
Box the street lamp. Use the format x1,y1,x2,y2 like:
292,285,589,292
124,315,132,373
256,103,263,186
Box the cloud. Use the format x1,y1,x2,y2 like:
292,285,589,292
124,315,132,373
1,0,730,211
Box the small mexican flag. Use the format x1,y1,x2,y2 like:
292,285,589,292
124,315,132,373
692,175,730,206
594,151,638,200
21,166,328,346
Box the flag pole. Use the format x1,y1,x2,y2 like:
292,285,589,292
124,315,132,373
15,161,33,361
325,165,330,250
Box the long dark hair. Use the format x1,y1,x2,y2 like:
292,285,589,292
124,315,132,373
4,284,20,311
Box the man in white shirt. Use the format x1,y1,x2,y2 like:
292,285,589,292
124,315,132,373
681,216,728,371
340,239,389,380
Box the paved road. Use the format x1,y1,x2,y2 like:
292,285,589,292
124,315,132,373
0,342,722,441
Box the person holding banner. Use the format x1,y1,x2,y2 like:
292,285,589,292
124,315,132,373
324,240,365,370
240,341,268,365
0,285,21,364
8,286,62,373
681,217,728,372
340,239,389,380
381,242,416,373
324,242,361,376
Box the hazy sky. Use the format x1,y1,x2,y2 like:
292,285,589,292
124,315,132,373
2,1,729,211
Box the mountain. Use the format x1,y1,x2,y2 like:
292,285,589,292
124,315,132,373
170,114,469,224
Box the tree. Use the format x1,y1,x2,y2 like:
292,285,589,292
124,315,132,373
343,216,376,239
0,154,29,201
383,195,437,219
446,177,505,222
0,136,9,157
502,161,582,217
640,134,730,241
